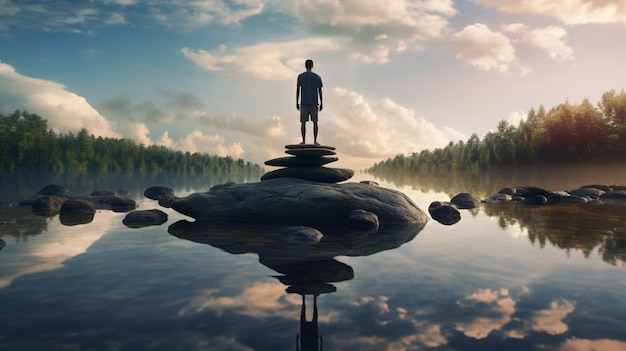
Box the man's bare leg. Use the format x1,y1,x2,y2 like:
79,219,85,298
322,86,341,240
300,122,306,144
313,121,319,145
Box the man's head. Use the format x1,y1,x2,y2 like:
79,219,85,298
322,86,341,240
305,59,314,70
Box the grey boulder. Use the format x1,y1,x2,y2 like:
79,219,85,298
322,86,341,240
451,193,482,209
123,209,168,228
169,178,428,227
428,201,461,225
260,167,354,183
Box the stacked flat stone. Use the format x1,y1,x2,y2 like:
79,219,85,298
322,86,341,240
261,144,354,183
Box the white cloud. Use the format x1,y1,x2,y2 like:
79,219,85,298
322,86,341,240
124,121,152,146
322,87,465,167
172,130,245,158
181,0,459,71
184,87,467,170
198,114,286,139
273,0,455,63
524,26,574,61
506,110,527,126
153,0,265,28
0,211,115,288
0,1,121,32
530,299,575,335
0,0,263,32
503,24,574,61
182,38,340,80
452,23,518,73
345,295,449,349
0,61,120,138
561,338,626,351
455,288,520,339
472,0,626,25
179,282,301,318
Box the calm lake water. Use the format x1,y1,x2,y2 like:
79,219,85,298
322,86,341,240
1,167,625,351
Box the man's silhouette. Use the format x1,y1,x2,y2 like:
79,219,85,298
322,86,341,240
296,59,323,145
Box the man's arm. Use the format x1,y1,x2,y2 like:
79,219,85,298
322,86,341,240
296,86,300,111
318,87,323,111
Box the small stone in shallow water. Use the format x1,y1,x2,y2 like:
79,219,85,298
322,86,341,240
60,199,95,215
428,201,461,225
144,186,175,200
123,209,168,228
451,193,482,209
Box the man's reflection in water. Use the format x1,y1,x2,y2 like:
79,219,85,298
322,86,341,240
268,258,349,350
297,294,322,351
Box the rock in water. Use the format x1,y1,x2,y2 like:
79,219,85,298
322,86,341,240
285,148,337,157
261,167,354,183
169,178,429,226
261,144,353,183
285,144,336,150
264,156,338,167
428,201,461,225
123,209,168,228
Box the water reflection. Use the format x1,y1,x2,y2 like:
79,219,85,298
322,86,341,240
0,205,49,239
370,163,626,197
168,219,425,348
2,173,626,350
296,294,323,351
482,201,626,266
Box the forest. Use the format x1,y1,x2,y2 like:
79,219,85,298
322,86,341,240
368,89,626,176
0,110,263,178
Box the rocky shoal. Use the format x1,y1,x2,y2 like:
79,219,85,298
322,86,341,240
428,184,626,225
262,144,354,183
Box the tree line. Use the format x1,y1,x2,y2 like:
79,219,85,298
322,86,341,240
0,110,263,178
368,89,626,176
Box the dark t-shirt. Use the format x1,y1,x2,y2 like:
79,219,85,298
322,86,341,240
297,71,323,105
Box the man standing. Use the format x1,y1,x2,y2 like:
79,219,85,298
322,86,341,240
296,59,323,145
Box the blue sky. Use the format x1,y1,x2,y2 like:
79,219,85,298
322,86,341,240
1,0,626,169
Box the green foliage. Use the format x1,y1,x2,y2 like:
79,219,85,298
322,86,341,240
0,110,264,178
369,90,626,176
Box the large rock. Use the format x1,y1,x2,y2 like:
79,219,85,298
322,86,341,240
169,178,429,227
168,219,425,260
264,156,338,167
261,167,354,183
285,148,336,157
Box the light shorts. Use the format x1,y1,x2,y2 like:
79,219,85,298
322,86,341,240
300,104,319,122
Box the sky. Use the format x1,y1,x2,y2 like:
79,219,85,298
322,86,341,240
1,0,626,170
